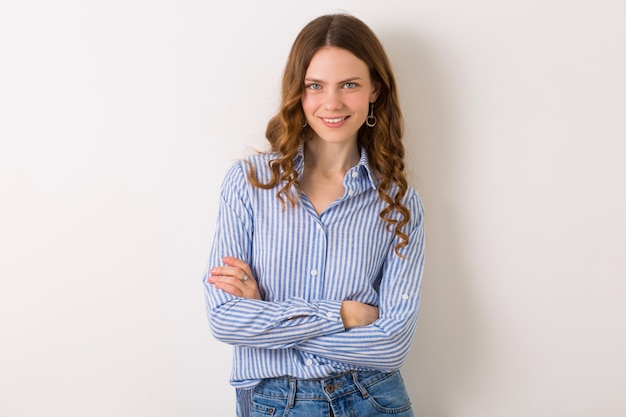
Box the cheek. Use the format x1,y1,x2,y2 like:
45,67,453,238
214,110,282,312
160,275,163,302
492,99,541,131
347,96,371,115
348,90,372,106
301,95,317,115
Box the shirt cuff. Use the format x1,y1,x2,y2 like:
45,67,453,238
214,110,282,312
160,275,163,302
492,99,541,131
312,300,345,329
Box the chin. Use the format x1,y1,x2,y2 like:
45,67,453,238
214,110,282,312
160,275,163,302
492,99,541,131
311,129,360,144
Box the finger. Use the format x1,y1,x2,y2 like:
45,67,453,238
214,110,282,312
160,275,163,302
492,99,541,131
208,273,262,300
210,279,245,297
208,273,244,287
208,275,260,299
210,265,248,282
222,257,255,282
208,273,245,292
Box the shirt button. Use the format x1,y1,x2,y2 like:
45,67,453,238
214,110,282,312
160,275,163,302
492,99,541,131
305,359,313,366
351,171,358,178
348,189,355,197
311,269,318,276
326,312,333,319
402,294,409,300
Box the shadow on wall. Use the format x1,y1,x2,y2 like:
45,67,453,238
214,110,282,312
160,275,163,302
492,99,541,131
381,29,488,415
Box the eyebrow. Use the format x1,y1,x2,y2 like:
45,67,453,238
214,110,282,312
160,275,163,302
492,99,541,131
304,77,364,84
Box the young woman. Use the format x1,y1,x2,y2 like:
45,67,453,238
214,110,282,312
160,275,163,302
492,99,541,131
204,13,425,417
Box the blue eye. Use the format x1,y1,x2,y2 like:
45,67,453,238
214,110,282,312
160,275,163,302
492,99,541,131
344,82,357,88
307,83,321,90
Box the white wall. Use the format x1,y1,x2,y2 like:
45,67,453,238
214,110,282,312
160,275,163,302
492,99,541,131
1,0,624,416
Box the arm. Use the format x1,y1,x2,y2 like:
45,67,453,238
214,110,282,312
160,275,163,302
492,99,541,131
209,257,378,329
203,162,346,349
293,192,425,370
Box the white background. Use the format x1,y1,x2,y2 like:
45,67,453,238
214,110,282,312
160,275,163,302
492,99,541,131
1,0,625,416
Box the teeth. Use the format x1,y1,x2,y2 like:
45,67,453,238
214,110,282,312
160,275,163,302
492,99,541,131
323,117,346,123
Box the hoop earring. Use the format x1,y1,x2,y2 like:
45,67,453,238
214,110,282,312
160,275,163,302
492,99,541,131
366,103,377,127
302,119,308,128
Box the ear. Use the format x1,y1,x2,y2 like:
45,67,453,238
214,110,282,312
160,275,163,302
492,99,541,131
369,81,382,102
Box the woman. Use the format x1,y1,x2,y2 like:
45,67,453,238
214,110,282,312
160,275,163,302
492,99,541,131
204,13,425,417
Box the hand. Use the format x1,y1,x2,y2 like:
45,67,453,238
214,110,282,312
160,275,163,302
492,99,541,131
340,300,379,330
207,257,262,300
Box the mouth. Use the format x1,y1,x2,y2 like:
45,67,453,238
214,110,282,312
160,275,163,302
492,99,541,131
320,116,349,124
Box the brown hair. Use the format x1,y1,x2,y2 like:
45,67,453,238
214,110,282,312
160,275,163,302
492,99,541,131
249,13,410,255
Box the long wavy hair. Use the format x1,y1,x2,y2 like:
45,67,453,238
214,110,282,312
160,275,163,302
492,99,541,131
249,13,410,255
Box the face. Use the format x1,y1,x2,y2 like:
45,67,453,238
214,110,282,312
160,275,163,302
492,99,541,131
302,46,379,146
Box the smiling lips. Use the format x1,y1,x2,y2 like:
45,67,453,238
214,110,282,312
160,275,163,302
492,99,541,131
320,116,349,126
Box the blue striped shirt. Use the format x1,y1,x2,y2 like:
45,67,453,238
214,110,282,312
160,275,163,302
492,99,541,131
203,145,425,388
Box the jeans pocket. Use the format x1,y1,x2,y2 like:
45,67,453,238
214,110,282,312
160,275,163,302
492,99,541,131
250,391,286,417
362,371,413,414
250,400,276,417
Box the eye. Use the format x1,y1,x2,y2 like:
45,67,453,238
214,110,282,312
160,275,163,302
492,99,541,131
306,83,322,90
343,82,358,89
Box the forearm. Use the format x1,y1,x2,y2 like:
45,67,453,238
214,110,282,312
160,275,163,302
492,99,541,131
205,285,345,348
295,313,420,369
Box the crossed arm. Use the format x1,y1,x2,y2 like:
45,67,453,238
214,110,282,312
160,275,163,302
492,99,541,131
207,256,379,329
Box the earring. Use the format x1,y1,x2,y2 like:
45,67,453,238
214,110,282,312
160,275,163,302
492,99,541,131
366,103,377,127
302,120,308,128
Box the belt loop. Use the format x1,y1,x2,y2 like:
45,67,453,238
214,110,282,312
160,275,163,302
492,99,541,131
351,371,369,399
287,378,297,408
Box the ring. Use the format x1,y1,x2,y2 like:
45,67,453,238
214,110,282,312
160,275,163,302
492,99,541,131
240,273,248,283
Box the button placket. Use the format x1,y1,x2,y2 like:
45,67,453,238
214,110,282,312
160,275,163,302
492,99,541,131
308,217,326,298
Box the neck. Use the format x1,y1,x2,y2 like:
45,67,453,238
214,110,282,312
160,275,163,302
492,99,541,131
304,139,360,174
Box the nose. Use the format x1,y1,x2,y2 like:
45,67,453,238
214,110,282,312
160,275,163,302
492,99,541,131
323,89,343,111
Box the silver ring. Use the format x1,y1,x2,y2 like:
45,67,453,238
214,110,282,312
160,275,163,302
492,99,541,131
240,273,248,283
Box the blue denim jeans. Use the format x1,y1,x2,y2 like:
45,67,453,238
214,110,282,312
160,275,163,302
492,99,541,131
236,370,413,417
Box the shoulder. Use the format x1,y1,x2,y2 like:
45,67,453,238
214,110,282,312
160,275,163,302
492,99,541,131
404,185,423,211
241,152,279,180
220,151,280,191
397,184,425,226
383,180,424,213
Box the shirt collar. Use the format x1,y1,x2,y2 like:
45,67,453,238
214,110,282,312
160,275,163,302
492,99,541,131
293,142,378,190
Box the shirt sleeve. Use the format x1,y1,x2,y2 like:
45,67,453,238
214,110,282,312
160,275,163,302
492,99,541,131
203,161,346,349
293,191,426,370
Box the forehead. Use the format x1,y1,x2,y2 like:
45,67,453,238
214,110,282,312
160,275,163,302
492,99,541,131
305,46,370,79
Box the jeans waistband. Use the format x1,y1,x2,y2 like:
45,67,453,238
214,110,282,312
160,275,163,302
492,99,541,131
253,370,397,402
